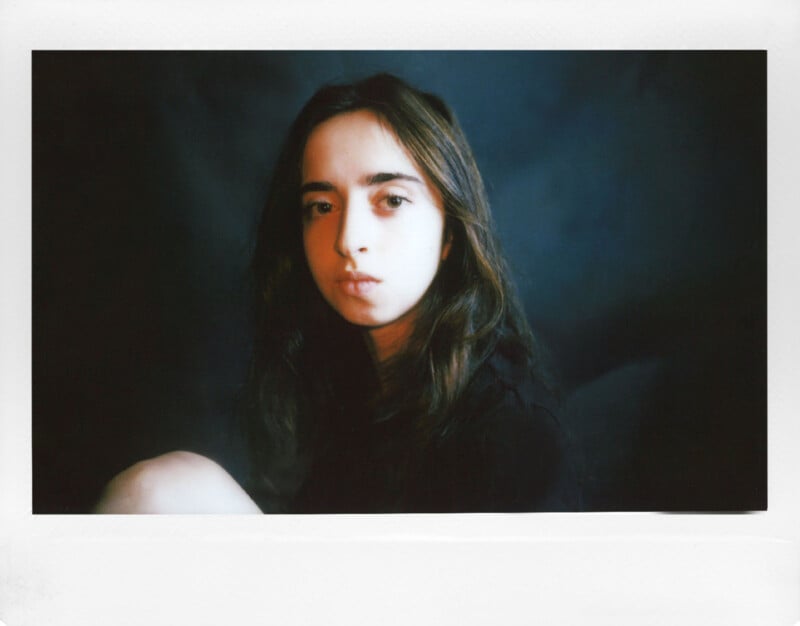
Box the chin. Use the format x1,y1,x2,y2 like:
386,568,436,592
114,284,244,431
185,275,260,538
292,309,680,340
335,307,381,328
353,315,392,329
341,307,401,330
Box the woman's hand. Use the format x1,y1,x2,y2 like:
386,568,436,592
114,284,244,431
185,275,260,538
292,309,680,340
93,451,262,514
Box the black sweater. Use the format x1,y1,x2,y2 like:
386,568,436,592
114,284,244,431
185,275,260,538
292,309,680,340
292,349,582,513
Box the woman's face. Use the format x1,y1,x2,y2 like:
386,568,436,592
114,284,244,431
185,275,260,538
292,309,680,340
301,110,449,346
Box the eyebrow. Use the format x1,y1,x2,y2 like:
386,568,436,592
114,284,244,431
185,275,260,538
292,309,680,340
300,172,423,195
365,172,423,186
299,181,335,194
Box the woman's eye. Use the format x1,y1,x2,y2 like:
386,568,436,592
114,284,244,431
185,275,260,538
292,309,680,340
305,201,334,217
382,195,409,210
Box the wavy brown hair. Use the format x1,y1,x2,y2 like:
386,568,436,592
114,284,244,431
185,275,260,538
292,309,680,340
245,73,539,511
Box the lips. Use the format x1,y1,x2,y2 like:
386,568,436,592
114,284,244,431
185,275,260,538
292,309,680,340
336,271,380,297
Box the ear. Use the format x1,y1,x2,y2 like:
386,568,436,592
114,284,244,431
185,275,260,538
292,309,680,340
441,228,453,261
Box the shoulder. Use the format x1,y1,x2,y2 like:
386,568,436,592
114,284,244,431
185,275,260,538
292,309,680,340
94,451,262,514
445,348,582,511
457,344,557,428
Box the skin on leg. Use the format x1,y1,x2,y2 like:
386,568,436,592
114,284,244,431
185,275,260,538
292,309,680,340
94,451,262,514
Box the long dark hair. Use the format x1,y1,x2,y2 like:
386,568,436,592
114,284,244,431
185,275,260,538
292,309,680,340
245,73,539,511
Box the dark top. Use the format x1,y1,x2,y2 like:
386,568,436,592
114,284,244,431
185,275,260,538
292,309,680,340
292,348,582,513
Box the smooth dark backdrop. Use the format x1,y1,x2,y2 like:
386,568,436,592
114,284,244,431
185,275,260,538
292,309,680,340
33,52,766,512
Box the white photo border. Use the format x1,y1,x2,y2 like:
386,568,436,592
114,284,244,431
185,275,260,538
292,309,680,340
2,2,798,624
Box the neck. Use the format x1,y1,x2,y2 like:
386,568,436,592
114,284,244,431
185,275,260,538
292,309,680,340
366,312,416,366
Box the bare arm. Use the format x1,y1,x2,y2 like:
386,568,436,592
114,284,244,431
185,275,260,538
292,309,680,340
94,451,262,514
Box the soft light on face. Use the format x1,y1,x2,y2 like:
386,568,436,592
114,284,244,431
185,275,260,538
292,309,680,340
301,110,449,355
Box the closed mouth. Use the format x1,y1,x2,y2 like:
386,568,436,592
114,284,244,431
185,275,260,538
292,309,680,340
337,271,380,283
336,272,380,296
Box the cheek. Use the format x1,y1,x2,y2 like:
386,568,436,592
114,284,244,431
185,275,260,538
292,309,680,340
388,216,445,280
301,232,315,272
413,214,446,261
302,224,331,275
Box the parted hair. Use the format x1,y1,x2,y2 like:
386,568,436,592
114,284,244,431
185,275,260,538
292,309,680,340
245,73,539,511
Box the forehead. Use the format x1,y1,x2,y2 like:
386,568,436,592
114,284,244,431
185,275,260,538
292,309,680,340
302,110,418,178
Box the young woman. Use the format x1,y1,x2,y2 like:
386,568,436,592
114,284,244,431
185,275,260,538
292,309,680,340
96,73,581,514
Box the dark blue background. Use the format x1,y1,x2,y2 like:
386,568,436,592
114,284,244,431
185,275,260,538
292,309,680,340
33,52,766,512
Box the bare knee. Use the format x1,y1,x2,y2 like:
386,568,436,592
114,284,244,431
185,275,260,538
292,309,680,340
94,451,261,514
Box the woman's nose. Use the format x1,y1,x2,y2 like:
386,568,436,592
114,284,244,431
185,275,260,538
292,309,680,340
335,199,374,258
